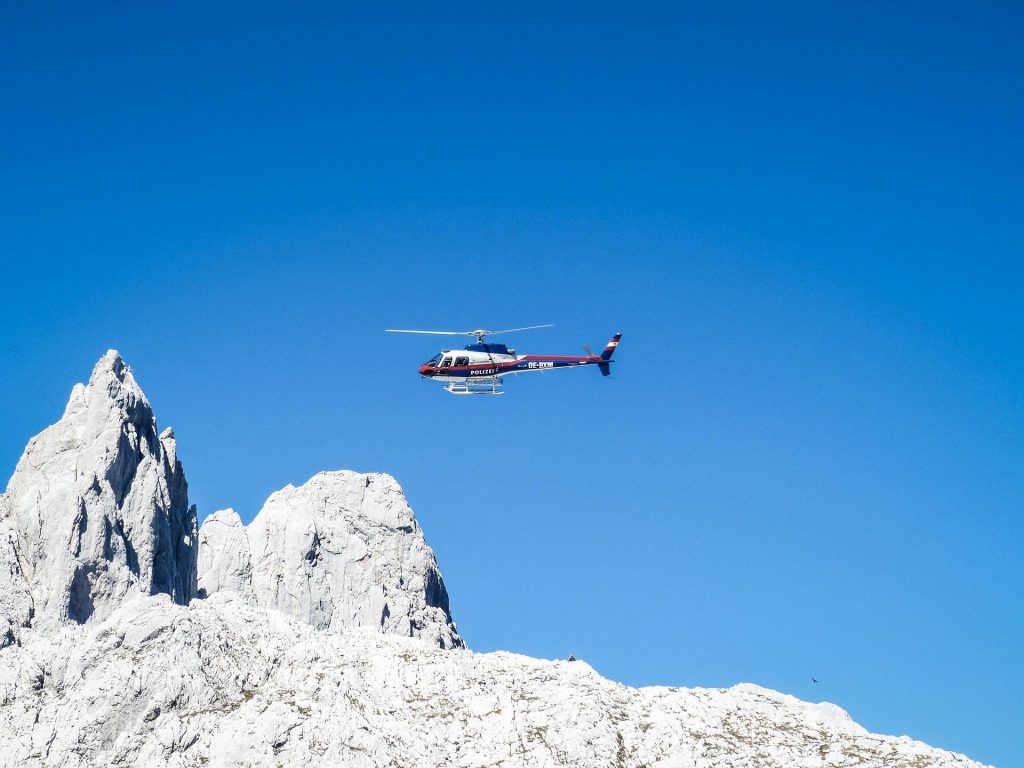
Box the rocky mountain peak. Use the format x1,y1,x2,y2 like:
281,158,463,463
1,352,460,650
198,471,462,649
68,350,153,432
0,350,197,634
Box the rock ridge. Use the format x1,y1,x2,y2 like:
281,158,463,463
0,594,990,768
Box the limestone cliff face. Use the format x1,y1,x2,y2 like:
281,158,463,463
0,351,196,633
0,509,33,647
198,472,463,649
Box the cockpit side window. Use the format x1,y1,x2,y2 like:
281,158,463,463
424,353,442,366
440,357,452,368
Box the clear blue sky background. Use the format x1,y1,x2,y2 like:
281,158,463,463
2,3,1021,765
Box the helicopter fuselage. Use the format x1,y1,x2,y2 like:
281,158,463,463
417,340,614,382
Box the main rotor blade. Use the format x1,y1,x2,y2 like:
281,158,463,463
482,324,554,335
387,324,554,338
385,329,468,336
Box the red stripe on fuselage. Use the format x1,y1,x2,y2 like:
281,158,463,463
430,356,601,376
519,355,596,362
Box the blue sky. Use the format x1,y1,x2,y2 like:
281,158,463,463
2,3,1021,765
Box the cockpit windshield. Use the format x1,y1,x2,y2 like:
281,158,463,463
423,353,442,366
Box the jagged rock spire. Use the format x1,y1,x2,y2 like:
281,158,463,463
198,471,463,649
0,350,197,633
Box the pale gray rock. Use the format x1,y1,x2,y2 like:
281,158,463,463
0,595,990,768
198,471,462,649
0,351,197,628
196,509,252,599
0,515,33,648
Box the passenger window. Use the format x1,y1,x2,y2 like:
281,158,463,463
455,357,469,367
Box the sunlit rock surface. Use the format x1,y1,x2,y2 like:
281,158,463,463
0,351,196,633
0,595,987,768
196,508,253,599
0,352,989,768
198,471,462,649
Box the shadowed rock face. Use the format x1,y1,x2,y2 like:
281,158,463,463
0,351,197,633
197,472,463,649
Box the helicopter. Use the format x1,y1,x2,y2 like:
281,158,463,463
385,325,621,395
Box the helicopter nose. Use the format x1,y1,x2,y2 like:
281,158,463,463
418,364,432,377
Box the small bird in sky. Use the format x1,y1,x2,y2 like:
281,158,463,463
811,678,819,683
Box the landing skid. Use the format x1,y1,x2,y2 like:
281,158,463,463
445,378,504,395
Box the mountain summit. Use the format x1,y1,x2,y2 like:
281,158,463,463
0,353,989,767
1,350,196,632
197,470,462,649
